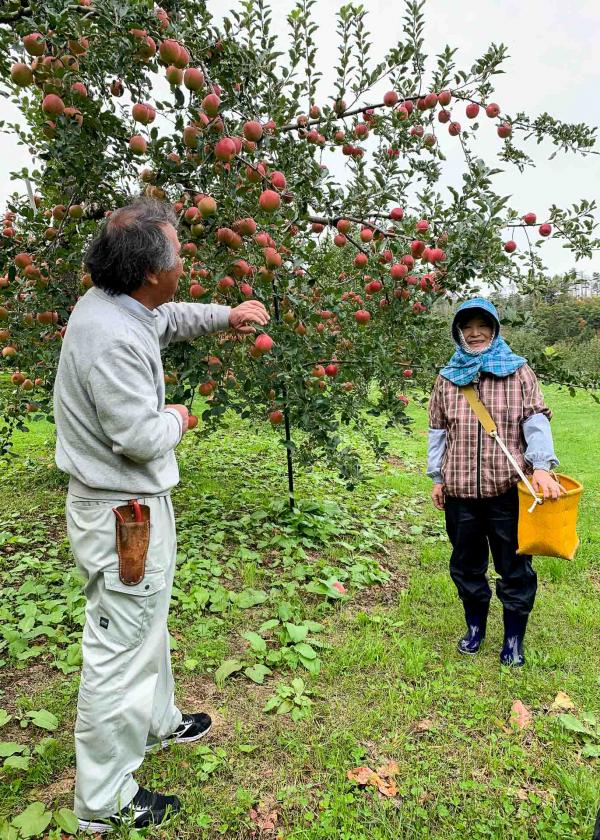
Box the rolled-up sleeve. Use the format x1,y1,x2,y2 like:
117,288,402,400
155,302,231,349
86,344,182,464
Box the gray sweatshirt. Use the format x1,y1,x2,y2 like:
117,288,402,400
54,286,231,499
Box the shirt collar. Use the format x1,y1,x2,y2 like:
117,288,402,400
91,286,158,321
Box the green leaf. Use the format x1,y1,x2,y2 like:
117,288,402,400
581,743,600,758
3,755,30,770
293,642,316,659
244,664,272,684
53,808,79,834
291,677,305,694
298,655,320,675
259,619,280,633
0,743,25,757
0,710,11,728
214,659,243,687
276,699,294,715
11,803,52,838
28,709,59,731
285,622,308,643
277,602,293,621
262,696,281,713
235,589,268,609
242,631,267,654
559,713,590,734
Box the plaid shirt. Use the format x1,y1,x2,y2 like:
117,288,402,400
428,364,552,499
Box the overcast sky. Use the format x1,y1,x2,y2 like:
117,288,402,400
2,0,599,279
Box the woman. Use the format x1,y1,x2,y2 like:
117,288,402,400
427,297,564,666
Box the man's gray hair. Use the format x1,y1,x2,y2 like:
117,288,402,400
85,198,179,296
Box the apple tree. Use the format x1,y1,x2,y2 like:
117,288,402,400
0,0,598,484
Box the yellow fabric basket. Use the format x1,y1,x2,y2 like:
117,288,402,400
459,385,583,561
517,473,583,560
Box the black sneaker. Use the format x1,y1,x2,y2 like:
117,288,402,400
77,786,181,834
164,712,212,746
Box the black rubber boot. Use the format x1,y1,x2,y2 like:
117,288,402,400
457,601,489,655
500,609,529,667
593,808,600,840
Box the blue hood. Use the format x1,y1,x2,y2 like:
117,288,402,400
451,297,500,344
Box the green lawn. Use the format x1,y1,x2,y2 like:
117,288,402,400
0,386,598,839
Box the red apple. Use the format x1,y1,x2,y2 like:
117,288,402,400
166,65,183,85
217,275,235,291
354,309,370,325
198,196,217,217
129,135,147,155
448,122,461,136
485,102,501,118
42,94,65,116
390,263,408,280
202,93,221,117
438,90,452,106
23,33,45,56
159,39,181,63
269,409,284,425
497,122,512,138
539,223,552,237
504,240,517,253
383,90,398,106
254,333,274,354
214,137,236,161
259,190,281,212
522,212,536,225
184,68,204,91
270,171,287,190
11,63,34,87
264,247,282,268
243,120,263,142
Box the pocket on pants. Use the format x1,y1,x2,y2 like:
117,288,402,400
97,569,165,650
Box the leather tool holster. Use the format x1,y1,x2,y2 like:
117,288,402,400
114,500,151,585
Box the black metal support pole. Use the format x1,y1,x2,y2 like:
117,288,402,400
271,280,295,510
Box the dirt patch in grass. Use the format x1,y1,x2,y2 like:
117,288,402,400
0,663,60,715
588,570,600,593
351,566,409,609
385,456,407,469
32,766,76,804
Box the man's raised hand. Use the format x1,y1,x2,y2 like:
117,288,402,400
229,301,270,335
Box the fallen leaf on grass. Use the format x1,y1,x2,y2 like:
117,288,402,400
513,786,555,803
412,718,433,733
249,801,278,835
509,700,532,730
347,761,399,797
550,691,575,712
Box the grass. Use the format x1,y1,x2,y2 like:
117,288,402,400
0,385,599,839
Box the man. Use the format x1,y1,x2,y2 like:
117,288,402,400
53,198,269,833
